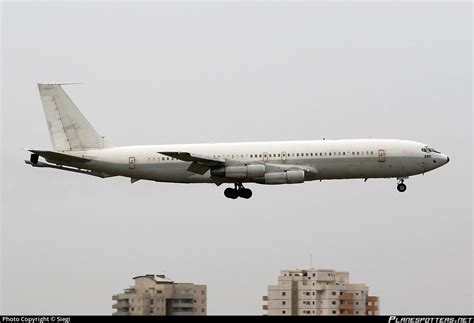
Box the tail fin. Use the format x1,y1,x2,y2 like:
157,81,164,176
38,83,113,151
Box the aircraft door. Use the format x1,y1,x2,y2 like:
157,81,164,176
378,149,385,162
129,157,136,169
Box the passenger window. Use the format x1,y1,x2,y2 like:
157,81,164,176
297,153,299,157
329,152,331,156
343,152,345,156
352,152,355,155
306,153,309,157
310,153,313,156
357,152,360,155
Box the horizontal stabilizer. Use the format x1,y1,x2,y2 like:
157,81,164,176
24,159,114,178
29,149,91,164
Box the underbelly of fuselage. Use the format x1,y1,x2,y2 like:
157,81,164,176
84,157,423,184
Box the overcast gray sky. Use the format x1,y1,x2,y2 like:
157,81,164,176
1,1,472,315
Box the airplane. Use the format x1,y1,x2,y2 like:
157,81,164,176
25,83,450,199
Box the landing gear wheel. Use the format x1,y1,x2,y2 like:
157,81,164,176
224,188,238,199
397,183,407,192
239,188,253,199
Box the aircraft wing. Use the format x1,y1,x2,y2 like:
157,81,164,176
158,151,226,175
28,149,91,163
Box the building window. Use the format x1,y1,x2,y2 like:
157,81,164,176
282,292,286,296
282,301,286,305
332,301,336,305
332,291,336,295
332,310,336,314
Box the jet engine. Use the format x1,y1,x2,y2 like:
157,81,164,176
211,165,266,179
264,170,305,184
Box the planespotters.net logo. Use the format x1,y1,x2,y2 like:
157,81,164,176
389,317,473,323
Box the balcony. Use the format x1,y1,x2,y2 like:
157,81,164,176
112,300,129,309
262,305,268,310
366,305,378,311
262,296,268,301
340,310,354,315
339,304,354,310
339,294,354,301
172,294,194,300
367,296,379,302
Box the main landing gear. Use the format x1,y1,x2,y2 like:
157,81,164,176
224,183,252,199
397,179,407,193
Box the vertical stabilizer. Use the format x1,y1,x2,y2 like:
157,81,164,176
38,83,112,151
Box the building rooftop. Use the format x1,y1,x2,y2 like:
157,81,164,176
132,274,174,284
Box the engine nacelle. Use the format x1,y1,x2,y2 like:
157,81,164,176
211,164,266,179
264,170,305,184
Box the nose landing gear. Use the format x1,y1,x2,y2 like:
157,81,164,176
224,183,253,199
397,179,407,192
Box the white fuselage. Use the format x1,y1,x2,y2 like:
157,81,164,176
61,139,449,185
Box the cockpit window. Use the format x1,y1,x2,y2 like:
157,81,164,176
422,146,440,153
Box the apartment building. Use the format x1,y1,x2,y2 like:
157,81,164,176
262,268,379,315
112,274,207,316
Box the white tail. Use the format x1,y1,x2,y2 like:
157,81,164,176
38,83,113,151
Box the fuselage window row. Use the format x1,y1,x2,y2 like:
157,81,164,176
149,151,376,162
